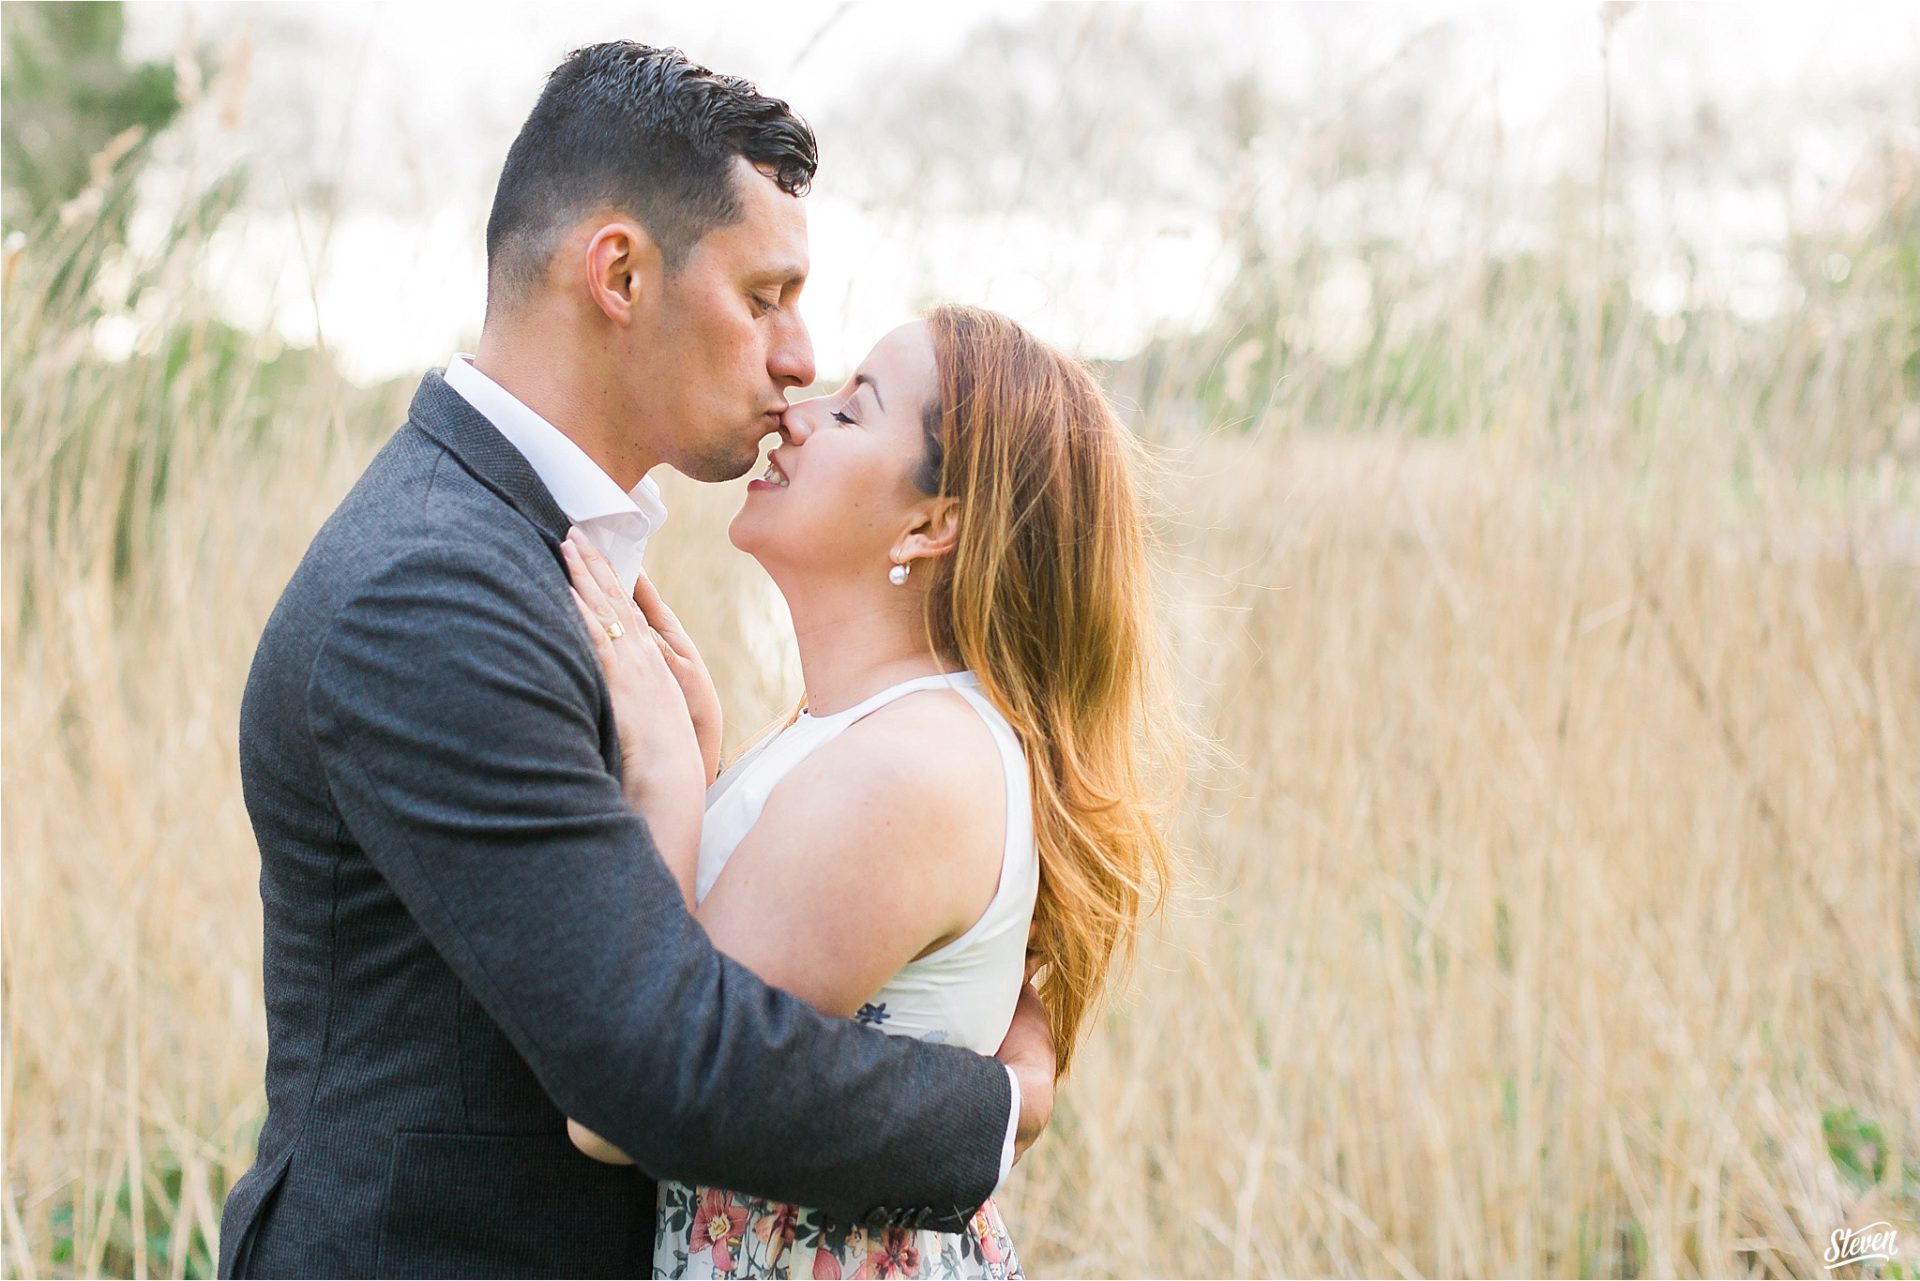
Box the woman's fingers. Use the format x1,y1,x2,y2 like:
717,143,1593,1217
629,567,668,630
565,534,686,703
574,581,673,691
631,566,683,636
561,535,604,606
565,531,620,602
568,529,628,605
632,568,704,672
563,533,641,635
569,585,615,660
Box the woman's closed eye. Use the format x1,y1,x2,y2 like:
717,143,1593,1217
830,408,856,426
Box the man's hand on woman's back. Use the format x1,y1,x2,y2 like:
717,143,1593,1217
995,980,1056,1163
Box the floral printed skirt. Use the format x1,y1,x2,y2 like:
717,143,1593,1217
653,1181,1022,1279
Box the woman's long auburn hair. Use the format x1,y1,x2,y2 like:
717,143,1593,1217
916,304,1183,1075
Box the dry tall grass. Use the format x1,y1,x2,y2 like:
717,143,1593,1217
4,155,1918,1281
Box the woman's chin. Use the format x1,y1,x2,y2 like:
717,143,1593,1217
727,505,772,557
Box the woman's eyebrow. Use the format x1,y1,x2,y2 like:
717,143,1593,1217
852,373,885,412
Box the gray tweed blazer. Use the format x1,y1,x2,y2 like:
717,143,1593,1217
217,371,1010,1278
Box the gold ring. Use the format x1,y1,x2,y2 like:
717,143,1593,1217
604,621,625,641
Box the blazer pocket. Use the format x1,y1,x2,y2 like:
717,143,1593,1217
375,1130,649,1278
218,1149,292,1278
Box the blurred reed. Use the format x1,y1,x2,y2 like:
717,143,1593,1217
3,91,1917,1281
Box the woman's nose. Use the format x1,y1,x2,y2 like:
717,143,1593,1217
779,406,815,446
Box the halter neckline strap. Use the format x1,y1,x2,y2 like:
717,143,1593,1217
797,670,981,723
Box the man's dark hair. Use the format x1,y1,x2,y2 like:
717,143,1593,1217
485,42,817,310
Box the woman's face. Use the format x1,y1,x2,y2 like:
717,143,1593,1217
729,321,941,582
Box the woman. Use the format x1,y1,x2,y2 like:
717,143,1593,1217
562,305,1181,1279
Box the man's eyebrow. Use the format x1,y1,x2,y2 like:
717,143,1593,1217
853,373,884,411
756,262,807,287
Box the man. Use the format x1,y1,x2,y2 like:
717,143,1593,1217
220,42,1055,1278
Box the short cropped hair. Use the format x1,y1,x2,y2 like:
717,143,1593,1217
485,42,817,309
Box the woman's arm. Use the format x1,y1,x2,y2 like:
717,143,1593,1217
561,533,703,903
565,692,1005,1167
694,693,1007,1017
559,533,1022,1177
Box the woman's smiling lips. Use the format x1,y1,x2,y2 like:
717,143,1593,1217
747,451,789,493
746,407,788,492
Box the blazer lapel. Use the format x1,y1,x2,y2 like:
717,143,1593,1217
405,369,573,545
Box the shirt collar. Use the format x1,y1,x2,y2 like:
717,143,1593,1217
443,353,666,538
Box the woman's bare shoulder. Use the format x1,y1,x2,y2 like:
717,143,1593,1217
834,687,1006,808
692,688,1011,1008
756,690,1006,903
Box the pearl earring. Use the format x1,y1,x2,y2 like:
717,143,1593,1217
889,562,910,586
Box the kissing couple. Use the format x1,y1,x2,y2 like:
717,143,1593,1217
219,40,1178,1280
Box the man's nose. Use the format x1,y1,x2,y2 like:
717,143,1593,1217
769,310,816,391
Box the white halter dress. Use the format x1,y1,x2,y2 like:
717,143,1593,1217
653,670,1036,1279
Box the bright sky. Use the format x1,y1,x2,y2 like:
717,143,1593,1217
119,2,1919,385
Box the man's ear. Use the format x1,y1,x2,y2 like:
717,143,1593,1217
895,496,961,564
583,218,662,325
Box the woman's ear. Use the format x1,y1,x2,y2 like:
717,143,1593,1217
896,496,961,564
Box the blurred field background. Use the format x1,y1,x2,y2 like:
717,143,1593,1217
5,3,1919,1277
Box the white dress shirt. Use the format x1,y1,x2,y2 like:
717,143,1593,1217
444,353,1023,1191
444,354,666,596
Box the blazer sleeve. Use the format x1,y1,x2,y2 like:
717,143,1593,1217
305,542,1010,1231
